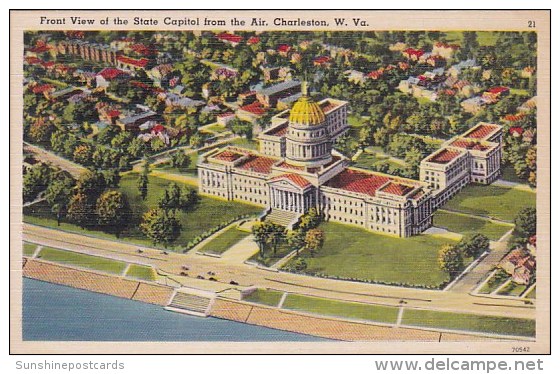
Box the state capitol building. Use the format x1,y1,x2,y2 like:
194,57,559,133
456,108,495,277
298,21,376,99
197,83,503,237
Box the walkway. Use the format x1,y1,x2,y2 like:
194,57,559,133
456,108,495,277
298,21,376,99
220,235,260,263
494,179,536,193
446,229,514,294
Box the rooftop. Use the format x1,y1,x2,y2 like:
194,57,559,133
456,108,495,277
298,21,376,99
271,174,312,188
449,138,492,152
379,182,415,196
325,169,391,198
462,122,501,140
425,148,463,164
235,154,278,174
258,80,301,97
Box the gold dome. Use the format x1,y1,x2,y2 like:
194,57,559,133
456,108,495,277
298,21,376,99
289,95,325,126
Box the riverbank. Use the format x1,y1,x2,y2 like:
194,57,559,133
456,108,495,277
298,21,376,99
21,257,523,342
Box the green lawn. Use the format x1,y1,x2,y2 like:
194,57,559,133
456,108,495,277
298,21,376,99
525,287,536,299
477,270,510,294
433,211,513,241
198,225,250,255
202,123,229,134
249,241,293,267
283,294,399,324
441,184,536,222
282,222,459,288
37,247,127,275
244,288,284,307
401,308,535,337
353,151,405,171
229,138,258,150
23,242,37,257
126,264,156,281
348,114,366,128
497,281,528,297
24,174,261,250
154,153,199,176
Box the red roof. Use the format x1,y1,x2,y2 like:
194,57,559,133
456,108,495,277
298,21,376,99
32,84,54,94
266,124,288,137
217,112,235,118
464,123,500,140
25,56,42,65
487,86,509,94
107,110,121,118
379,182,414,196
97,67,127,80
509,127,524,136
426,148,462,164
236,154,277,174
152,124,166,133
41,61,55,68
313,56,331,64
434,41,460,49
130,43,156,56
503,113,525,122
271,174,312,188
277,44,291,53
239,101,267,116
217,32,243,44
450,139,490,151
247,36,260,45
213,150,245,162
117,55,149,68
403,48,424,57
276,161,304,171
326,169,391,198
28,45,51,53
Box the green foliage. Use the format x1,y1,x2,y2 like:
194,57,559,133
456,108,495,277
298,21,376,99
23,163,55,203
438,244,464,278
140,208,181,246
457,233,490,258
67,192,94,228
95,190,131,237
514,207,537,238
169,150,191,169
44,171,75,225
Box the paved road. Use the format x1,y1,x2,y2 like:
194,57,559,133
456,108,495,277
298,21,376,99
22,223,535,320
24,142,87,178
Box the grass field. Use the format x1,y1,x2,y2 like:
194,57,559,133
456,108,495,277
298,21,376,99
441,184,536,222
249,242,293,267
244,289,284,307
353,151,405,171
525,287,536,299
37,247,127,275
24,174,261,250
500,165,527,184
401,308,535,337
198,225,250,255
433,211,513,241
125,264,156,281
497,281,528,297
282,222,459,288
477,270,510,294
23,242,37,257
283,294,399,324
229,137,258,150
201,123,229,134
153,152,199,176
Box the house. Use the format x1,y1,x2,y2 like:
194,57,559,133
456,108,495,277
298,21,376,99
217,112,236,126
277,44,291,56
522,129,535,143
116,55,150,71
116,110,159,132
461,96,486,114
508,127,524,137
256,80,301,108
96,67,128,88
498,248,536,285
236,101,268,123
247,36,260,45
160,92,205,109
216,32,243,46
518,96,537,112
432,42,460,59
313,56,332,67
448,59,478,78
402,48,424,61
344,70,366,85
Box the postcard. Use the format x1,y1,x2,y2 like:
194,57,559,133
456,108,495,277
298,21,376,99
9,9,550,354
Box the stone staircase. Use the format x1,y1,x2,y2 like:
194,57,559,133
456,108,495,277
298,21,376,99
166,290,214,317
265,209,300,228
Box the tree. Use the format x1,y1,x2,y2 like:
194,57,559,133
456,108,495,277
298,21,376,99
299,208,322,231
305,228,325,255
458,234,490,259
287,229,306,256
75,170,107,203
266,223,286,256
67,192,94,228
169,150,191,169
514,207,537,238
23,163,54,203
45,172,75,225
438,244,464,278
252,221,269,258
140,208,181,246
28,119,54,144
72,144,93,165
96,190,131,237
138,160,150,200
127,137,148,159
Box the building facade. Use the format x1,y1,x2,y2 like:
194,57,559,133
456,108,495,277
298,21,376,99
198,85,502,237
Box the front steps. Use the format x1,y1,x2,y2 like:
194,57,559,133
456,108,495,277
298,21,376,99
165,288,215,317
265,210,301,228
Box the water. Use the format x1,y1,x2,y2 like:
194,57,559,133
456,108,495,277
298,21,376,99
22,278,329,342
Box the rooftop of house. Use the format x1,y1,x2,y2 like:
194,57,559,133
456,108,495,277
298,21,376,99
238,101,267,116
212,149,246,162
449,138,494,152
